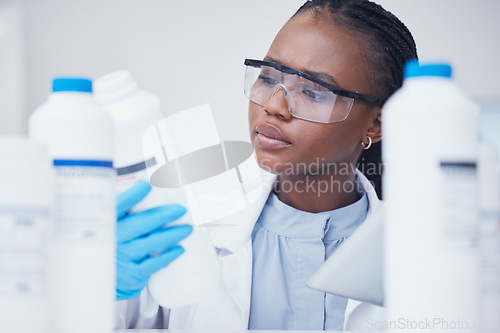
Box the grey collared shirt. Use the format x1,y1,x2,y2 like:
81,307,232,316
248,189,369,330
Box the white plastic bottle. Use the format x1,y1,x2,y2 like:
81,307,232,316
0,137,52,333
93,70,166,207
141,104,228,309
383,61,480,329
95,74,224,309
28,78,115,333
478,143,500,331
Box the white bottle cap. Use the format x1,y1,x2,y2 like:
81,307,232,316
93,70,138,104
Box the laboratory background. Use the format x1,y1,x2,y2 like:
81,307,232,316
0,0,499,144
1,1,500,332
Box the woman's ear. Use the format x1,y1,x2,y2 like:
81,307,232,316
366,107,382,143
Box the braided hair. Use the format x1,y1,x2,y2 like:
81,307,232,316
293,0,418,198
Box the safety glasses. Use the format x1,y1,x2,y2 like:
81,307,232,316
244,59,383,124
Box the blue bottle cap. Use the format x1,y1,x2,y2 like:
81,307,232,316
52,77,93,93
404,60,452,79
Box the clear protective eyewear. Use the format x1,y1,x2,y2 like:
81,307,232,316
244,59,383,124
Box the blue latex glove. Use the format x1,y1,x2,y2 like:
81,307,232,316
116,181,193,301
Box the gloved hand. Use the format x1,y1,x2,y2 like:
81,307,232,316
116,181,193,301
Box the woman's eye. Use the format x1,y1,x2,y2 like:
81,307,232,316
258,75,279,87
302,89,327,102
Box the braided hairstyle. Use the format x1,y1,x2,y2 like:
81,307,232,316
293,0,418,198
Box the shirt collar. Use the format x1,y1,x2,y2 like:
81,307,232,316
208,169,379,253
256,187,369,241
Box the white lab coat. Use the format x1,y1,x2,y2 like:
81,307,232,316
116,169,386,330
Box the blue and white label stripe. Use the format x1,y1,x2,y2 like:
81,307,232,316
53,159,113,168
116,157,157,176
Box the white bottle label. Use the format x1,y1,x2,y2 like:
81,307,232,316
115,157,155,194
0,208,50,298
53,160,115,242
440,161,478,251
479,211,500,297
114,157,177,213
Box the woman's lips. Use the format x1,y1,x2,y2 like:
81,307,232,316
255,123,292,149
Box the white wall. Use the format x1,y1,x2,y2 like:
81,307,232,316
2,0,500,138
0,2,25,135
22,0,304,140
376,0,500,102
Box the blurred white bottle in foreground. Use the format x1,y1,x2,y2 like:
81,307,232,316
383,61,480,329
29,78,115,333
0,137,52,333
478,143,500,331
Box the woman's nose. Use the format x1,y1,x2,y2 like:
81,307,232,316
263,85,293,121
